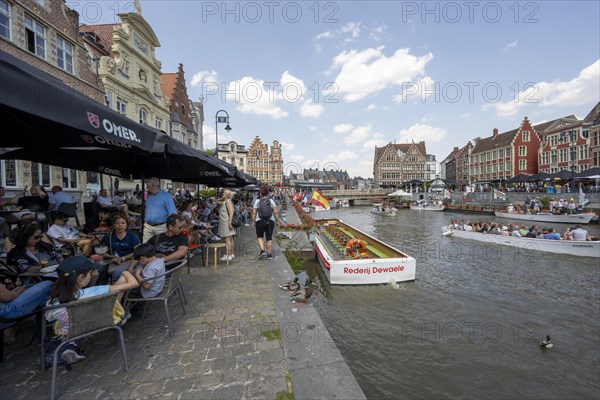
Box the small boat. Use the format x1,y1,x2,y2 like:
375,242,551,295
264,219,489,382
340,199,350,207
410,201,445,211
313,218,416,285
442,227,600,258
494,211,595,225
370,207,397,217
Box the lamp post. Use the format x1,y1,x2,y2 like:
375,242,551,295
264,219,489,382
215,110,232,197
560,130,577,192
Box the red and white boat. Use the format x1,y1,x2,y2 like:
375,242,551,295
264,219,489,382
313,218,416,285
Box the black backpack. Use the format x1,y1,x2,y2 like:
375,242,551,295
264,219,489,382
258,198,273,220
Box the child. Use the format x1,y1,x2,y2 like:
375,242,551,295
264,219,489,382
45,256,138,364
129,243,165,300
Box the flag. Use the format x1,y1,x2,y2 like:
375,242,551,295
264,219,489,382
493,188,506,200
293,192,302,201
578,183,588,207
311,189,330,209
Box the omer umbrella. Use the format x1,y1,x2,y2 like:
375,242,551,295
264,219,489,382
0,51,168,177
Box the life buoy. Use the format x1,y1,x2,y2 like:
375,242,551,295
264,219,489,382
345,239,367,258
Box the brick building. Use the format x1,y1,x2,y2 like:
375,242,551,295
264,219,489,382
441,143,473,184
0,0,104,197
468,117,564,183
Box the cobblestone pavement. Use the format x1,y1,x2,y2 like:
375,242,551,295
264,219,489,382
0,226,290,400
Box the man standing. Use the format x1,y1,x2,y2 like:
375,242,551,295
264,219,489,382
49,186,74,210
143,178,177,243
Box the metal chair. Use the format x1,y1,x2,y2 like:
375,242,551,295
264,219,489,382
124,261,186,337
41,291,127,400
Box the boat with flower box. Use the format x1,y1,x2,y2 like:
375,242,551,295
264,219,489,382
442,227,600,258
494,211,595,224
313,218,416,285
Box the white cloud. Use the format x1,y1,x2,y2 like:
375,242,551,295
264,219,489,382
190,69,218,87
363,133,387,149
503,40,518,51
290,154,305,162
280,71,308,100
366,104,377,111
341,22,362,39
346,125,374,144
300,100,325,118
280,141,296,151
331,46,434,102
392,76,435,103
397,123,447,144
315,31,333,40
334,123,354,133
370,23,388,42
227,76,289,119
461,112,471,118
484,59,600,118
202,123,234,149
308,126,317,131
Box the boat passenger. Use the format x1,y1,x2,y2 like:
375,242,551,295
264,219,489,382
571,225,591,241
544,228,561,240
511,224,522,237
562,227,574,240
499,226,510,236
478,224,489,234
488,223,499,235
567,199,577,215
525,227,538,238
519,225,529,237
464,222,473,232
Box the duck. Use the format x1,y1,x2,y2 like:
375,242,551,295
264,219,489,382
540,335,554,349
291,279,313,303
279,277,300,291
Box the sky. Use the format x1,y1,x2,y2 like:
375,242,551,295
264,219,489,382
68,0,600,179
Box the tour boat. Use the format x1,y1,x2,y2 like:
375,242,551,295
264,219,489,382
410,204,445,211
313,218,416,285
494,211,595,224
340,199,350,207
442,227,600,258
370,207,397,217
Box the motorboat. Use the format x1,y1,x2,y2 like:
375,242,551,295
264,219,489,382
442,227,600,258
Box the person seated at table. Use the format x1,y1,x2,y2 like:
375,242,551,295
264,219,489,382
46,256,139,341
46,212,94,256
17,185,50,214
7,223,63,277
111,190,139,217
49,186,74,211
148,214,188,264
101,213,141,282
1,265,53,343
127,243,165,301
96,189,112,208
83,207,114,234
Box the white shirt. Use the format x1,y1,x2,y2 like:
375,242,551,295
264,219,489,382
47,223,80,247
97,196,112,206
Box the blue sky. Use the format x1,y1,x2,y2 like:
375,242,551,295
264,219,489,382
70,1,600,179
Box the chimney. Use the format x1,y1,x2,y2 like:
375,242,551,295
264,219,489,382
453,147,459,152
492,128,498,137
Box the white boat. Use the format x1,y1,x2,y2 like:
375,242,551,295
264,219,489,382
494,211,595,224
340,199,350,207
370,207,397,217
314,218,416,285
410,204,445,211
442,227,600,258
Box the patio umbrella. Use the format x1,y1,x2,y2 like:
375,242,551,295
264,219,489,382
529,172,552,181
576,167,600,179
0,51,168,175
508,174,532,183
548,170,573,180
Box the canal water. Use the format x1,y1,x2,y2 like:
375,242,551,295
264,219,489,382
298,207,600,399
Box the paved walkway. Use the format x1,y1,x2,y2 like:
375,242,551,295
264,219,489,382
1,205,365,399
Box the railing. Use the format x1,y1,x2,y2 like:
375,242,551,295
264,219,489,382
320,189,391,198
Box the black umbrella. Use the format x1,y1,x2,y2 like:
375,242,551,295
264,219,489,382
508,174,532,183
0,51,168,173
576,167,600,179
529,172,552,181
548,170,573,180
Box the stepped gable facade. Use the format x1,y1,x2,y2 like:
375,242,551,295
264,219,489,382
373,142,429,188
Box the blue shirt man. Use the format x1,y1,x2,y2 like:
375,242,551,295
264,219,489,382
143,178,176,243
50,186,74,210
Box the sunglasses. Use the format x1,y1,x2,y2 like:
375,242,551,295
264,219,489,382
33,235,43,240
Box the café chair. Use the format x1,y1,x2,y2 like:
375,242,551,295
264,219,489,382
124,261,186,337
40,291,128,400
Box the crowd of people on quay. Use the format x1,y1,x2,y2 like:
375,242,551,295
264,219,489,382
0,179,280,368
448,220,592,241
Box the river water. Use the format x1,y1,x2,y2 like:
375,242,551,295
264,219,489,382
299,207,600,399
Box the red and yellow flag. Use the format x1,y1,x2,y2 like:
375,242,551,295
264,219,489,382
311,189,330,209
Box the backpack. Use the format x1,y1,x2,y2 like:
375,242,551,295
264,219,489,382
231,211,242,228
258,198,273,220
